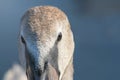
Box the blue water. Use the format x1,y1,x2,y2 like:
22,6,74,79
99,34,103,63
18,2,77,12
0,0,120,80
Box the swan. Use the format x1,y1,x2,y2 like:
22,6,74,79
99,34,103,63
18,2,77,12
18,6,75,80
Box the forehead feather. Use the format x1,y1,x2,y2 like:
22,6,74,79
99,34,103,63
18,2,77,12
22,6,69,32
21,6,71,43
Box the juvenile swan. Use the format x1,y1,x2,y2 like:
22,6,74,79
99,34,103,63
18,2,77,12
18,6,75,80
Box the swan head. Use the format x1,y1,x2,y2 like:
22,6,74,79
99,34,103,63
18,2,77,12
19,6,74,80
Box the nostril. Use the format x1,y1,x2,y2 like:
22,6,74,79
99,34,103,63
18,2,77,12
37,68,42,76
44,61,48,70
34,65,42,76
34,67,42,77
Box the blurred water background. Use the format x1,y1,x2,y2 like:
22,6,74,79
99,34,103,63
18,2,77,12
0,0,120,80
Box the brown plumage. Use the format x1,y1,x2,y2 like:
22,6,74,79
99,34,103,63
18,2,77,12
19,6,75,80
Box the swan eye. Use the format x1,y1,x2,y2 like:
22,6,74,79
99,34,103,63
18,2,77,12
21,36,26,44
57,32,62,42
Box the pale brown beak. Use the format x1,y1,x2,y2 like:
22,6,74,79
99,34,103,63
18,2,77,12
26,61,59,80
24,43,59,80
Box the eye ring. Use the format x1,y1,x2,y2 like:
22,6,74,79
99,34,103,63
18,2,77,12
57,32,62,42
21,36,26,44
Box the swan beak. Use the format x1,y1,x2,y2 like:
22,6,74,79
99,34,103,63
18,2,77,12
26,62,59,80
24,42,59,80
25,52,59,80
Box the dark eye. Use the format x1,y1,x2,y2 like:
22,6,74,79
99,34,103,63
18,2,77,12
57,32,62,42
21,36,26,44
